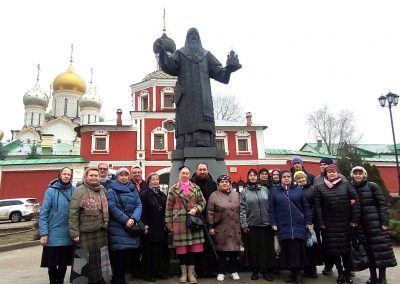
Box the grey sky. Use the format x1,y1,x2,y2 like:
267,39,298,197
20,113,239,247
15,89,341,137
1,0,400,150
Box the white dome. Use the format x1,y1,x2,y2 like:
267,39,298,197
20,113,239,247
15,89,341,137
23,83,49,108
79,85,102,109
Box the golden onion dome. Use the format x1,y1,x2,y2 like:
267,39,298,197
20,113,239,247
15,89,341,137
0,129,4,140
53,62,86,94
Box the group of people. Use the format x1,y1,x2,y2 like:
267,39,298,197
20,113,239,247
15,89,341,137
38,158,397,284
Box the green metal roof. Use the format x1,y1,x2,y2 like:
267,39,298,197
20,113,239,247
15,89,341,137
2,141,80,156
265,149,335,158
304,143,400,156
0,157,89,166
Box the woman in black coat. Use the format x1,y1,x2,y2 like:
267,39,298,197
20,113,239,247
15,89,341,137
293,171,322,279
140,173,169,282
314,164,360,284
350,166,397,284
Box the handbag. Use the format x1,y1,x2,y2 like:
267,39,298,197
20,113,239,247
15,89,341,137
124,219,146,236
113,190,145,236
186,213,205,230
274,234,281,254
182,191,205,231
350,231,369,271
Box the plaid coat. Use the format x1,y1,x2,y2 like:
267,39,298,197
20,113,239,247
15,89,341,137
165,181,206,247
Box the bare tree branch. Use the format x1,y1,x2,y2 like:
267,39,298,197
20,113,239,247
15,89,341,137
213,94,244,122
306,105,362,155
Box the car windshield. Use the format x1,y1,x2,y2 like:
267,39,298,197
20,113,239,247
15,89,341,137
26,199,38,204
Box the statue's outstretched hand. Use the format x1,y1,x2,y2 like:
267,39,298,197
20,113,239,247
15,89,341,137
226,50,242,72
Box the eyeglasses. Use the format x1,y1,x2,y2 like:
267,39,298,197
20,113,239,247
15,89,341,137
132,171,142,175
99,168,108,171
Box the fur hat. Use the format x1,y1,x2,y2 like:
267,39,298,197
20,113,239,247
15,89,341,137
350,166,368,179
320,157,334,165
291,156,303,166
115,167,130,177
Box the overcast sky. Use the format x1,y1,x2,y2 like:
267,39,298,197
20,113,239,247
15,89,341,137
1,0,400,150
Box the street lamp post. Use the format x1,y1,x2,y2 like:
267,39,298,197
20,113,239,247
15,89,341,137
378,92,400,195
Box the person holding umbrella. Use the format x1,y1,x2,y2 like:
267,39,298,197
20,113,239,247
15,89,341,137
207,175,241,281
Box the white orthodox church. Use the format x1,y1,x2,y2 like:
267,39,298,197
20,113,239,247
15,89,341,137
11,58,103,146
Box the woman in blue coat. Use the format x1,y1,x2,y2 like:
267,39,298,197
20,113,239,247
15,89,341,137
269,170,312,284
39,167,76,284
107,167,142,284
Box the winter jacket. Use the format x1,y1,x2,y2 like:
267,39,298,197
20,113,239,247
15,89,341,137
353,180,397,268
39,179,75,246
107,179,142,251
69,184,108,238
165,181,206,247
300,182,316,221
239,184,271,228
191,173,217,203
269,183,312,241
207,189,241,251
140,187,167,243
314,178,360,256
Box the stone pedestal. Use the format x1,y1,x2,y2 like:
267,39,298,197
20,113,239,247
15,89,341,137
169,147,227,186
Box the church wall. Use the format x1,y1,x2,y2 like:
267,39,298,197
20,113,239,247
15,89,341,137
44,123,77,144
0,170,60,203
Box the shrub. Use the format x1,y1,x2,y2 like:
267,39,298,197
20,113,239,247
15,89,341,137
389,219,400,241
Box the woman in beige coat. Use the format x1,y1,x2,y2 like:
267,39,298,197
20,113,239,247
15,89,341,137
207,175,241,282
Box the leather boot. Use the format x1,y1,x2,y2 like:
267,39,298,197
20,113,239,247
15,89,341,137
180,265,187,283
295,270,304,284
188,265,197,284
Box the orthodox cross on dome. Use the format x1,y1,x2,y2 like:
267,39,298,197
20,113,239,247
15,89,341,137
70,44,74,62
36,64,41,82
90,67,93,85
163,8,166,32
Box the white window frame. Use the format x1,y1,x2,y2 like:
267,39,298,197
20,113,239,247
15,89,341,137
139,90,149,111
235,130,252,155
216,130,229,155
151,127,168,153
160,87,175,110
162,119,176,132
91,130,110,154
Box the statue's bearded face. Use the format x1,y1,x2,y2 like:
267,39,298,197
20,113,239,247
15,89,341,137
188,30,199,48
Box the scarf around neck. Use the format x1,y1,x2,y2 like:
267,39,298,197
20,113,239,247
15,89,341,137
180,180,190,195
324,177,342,189
82,180,109,223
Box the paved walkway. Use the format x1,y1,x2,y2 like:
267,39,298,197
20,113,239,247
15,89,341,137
0,245,398,283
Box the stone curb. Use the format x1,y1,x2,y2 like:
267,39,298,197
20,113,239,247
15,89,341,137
0,240,40,253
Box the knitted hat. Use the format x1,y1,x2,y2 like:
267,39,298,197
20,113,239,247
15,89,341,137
294,171,307,180
320,157,334,165
324,164,339,173
115,167,130,177
350,166,368,179
291,156,303,166
217,175,231,184
146,172,159,184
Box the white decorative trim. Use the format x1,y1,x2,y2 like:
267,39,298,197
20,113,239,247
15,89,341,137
160,87,175,110
235,131,252,156
91,130,110,154
151,127,168,153
215,130,229,155
139,90,149,111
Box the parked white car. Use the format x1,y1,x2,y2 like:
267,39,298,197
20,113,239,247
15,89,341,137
0,198,40,222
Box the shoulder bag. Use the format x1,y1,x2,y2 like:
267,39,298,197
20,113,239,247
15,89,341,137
113,190,145,236
182,189,205,231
